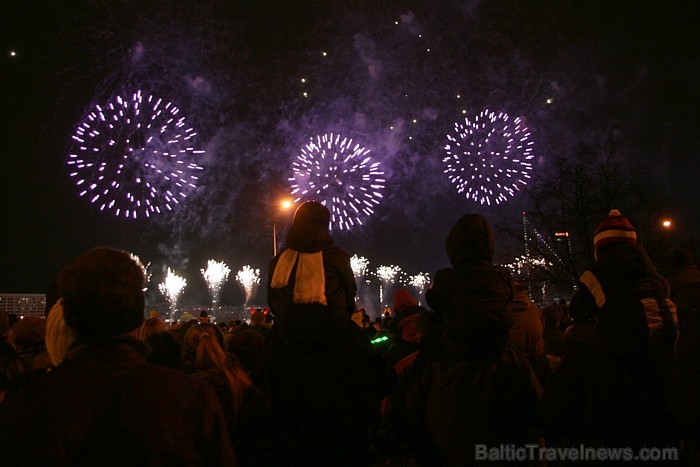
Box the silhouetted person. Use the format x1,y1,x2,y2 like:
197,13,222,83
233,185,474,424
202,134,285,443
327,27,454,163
541,210,678,452
257,201,384,465
0,247,235,465
394,214,542,465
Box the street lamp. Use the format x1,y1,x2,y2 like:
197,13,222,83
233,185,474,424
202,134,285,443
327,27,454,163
273,198,294,257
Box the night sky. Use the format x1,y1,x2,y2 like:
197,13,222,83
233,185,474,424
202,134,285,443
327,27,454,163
2,1,699,310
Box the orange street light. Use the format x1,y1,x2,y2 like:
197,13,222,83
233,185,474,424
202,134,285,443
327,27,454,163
661,219,673,229
273,198,295,257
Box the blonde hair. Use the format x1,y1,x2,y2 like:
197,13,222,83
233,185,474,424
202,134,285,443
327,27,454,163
186,324,252,421
138,317,166,341
45,300,77,366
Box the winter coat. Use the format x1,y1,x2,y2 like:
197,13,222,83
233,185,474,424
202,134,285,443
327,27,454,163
541,244,678,450
540,323,677,450
425,214,514,361
267,233,357,328
567,243,677,360
394,215,540,465
0,337,235,466
392,334,542,466
253,319,386,466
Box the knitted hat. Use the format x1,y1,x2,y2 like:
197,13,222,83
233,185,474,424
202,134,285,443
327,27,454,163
58,247,146,341
593,209,637,258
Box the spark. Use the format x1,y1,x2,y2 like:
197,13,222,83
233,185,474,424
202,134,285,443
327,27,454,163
66,90,204,219
443,109,535,206
236,265,260,307
201,260,231,310
289,133,385,230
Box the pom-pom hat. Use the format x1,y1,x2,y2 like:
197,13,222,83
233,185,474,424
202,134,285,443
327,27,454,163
593,209,637,259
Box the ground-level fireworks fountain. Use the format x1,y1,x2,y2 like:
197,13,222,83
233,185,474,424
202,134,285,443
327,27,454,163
158,268,187,322
376,265,401,309
408,272,431,305
236,265,260,307
201,260,231,311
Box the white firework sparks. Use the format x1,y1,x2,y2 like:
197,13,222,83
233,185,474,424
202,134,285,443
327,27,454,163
408,272,430,305
376,264,402,307
350,255,369,278
443,109,534,205
67,90,205,219
201,260,231,309
158,268,187,320
289,133,385,230
236,265,260,306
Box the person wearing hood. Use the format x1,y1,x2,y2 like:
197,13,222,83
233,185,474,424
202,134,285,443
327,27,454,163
425,213,515,361
540,210,678,451
393,214,541,465
256,201,385,466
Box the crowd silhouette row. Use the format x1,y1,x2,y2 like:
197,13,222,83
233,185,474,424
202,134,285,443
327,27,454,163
1,202,698,466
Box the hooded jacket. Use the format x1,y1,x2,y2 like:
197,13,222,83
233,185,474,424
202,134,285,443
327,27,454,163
425,214,514,361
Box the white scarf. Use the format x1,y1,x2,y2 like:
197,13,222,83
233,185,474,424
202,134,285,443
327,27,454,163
270,249,327,305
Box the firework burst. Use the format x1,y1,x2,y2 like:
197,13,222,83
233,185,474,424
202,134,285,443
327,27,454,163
443,109,534,205
201,260,231,309
289,133,385,230
66,90,205,219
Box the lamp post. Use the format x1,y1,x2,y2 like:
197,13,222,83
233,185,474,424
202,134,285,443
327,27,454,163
273,198,294,257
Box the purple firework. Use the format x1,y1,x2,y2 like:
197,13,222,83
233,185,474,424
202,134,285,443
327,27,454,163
289,133,385,230
66,90,205,219
443,109,534,205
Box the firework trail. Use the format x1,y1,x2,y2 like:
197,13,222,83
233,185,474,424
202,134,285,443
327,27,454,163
201,260,231,310
289,133,385,230
376,264,402,307
158,267,187,322
408,272,431,305
236,265,260,307
66,90,205,219
443,109,534,205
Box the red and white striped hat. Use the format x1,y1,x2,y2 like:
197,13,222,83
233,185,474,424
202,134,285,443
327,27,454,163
593,209,637,258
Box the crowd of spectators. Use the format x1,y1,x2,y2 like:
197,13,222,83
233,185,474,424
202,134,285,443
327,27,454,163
0,203,697,465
